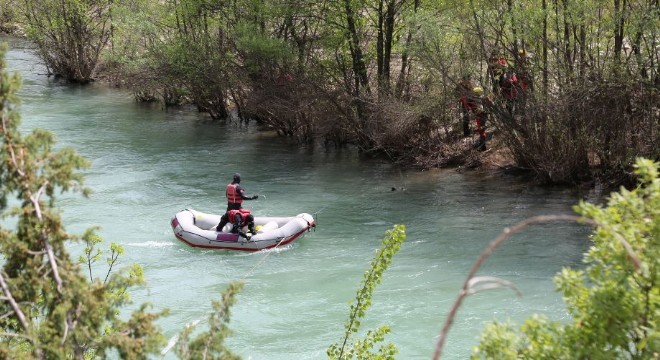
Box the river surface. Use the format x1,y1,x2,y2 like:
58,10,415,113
2,36,593,359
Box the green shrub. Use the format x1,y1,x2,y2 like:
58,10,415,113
472,158,659,359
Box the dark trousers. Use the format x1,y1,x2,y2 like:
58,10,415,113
217,213,256,236
462,107,470,136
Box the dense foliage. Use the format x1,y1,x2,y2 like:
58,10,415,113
7,0,659,184
174,281,244,359
0,43,166,357
472,158,659,359
328,224,406,360
19,0,112,83
1,1,660,356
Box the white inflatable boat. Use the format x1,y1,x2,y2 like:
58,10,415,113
171,208,316,251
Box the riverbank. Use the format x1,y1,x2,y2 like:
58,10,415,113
0,30,612,191
5,0,659,190
0,30,523,180
90,58,522,177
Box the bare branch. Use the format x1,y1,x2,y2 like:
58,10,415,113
4,109,64,295
30,187,64,294
432,212,642,359
432,214,598,360
0,332,35,340
0,271,30,332
466,275,522,297
43,238,63,294
1,114,25,177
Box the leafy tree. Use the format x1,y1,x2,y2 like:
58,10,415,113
0,43,166,358
174,281,244,360
0,0,19,31
11,0,658,183
100,0,170,100
327,224,406,360
471,158,659,359
19,0,113,83
414,0,659,183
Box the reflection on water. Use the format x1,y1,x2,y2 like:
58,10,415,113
3,35,591,359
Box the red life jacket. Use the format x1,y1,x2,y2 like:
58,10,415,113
459,96,471,111
461,95,481,112
457,80,475,111
499,73,519,100
228,209,251,224
226,183,242,204
488,57,507,78
517,71,531,92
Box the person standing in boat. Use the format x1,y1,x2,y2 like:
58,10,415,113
217,208,257,239
225,173,258,211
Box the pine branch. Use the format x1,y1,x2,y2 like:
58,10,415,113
0,271,29,331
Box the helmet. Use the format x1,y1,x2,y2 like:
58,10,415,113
233,173,241,183
472,86,483,95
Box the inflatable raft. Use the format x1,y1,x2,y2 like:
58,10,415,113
171,208,315,251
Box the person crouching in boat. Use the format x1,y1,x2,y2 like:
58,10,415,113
217,208,257,240
226,173,258,211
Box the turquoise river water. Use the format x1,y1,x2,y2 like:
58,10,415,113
2,36,594,359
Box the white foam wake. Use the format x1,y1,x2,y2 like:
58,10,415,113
126,241,175,248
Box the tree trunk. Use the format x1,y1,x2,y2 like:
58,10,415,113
382,0,395,95
563,0,572,78
343,0,370,97
613,0,625,60
542,0,548,96
377,0,384,96
508,0,519,55
395,0,419,99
